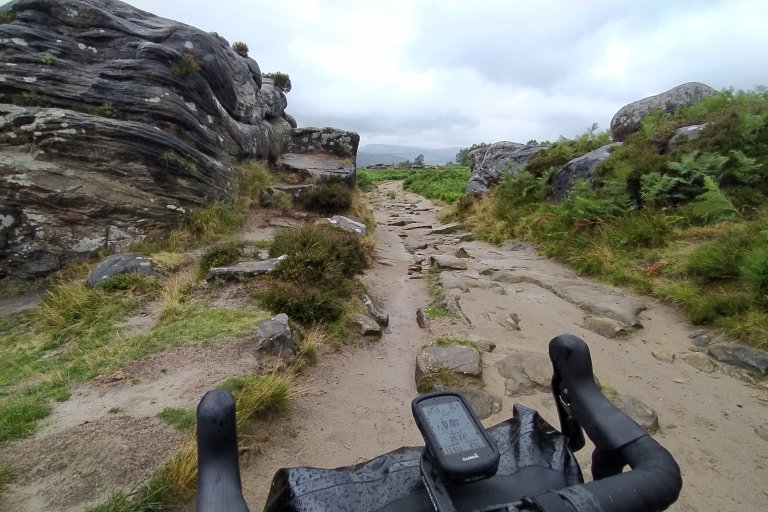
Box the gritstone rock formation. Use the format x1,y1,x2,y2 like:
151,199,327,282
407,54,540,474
0,0,356,279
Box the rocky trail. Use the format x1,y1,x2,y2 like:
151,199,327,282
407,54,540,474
2,181,767,511
241,181,768,511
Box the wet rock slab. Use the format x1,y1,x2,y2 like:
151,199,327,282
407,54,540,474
491,269,646,326
206,257,284,282
708,343,768,375
87,253,161,288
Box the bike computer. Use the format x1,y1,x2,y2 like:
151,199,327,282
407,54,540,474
412,391,499,482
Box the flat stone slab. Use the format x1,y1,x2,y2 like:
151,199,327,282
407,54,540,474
708,343,768,375
491,269,646,326
281,152,355,185
403,224,433,231
328,215,367,235
680,352,717,373
206,257,284,282
430,255,468,270
429,222,461,235
86,253,161,288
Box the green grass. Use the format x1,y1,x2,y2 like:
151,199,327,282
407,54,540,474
431,336,483,353
88,374,292,512
0,301,264,445
402,165,471,203
356,165,470,203
424,307,455,319
156,407,196,432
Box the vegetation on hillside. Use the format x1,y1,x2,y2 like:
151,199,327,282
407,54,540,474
445,87,768,348
357,164,471,203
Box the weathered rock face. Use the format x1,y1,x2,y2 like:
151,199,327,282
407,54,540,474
0,0,295,278
281,127,359,187
465,141,542,195
548,142,622,202
286,127,359,158
610,82,717,142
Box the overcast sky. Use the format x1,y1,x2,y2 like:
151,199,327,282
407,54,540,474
126,1,766,148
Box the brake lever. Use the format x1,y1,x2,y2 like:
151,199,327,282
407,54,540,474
551,370,585,452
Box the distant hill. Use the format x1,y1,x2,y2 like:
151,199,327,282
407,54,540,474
357,144,463,167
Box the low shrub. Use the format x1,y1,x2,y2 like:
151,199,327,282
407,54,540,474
685,228,751,282
263,71,291,92
235,161,273,213
91,102,120,118
269,224,368,281
301,182,352,214
231,41,249,57
741,247,768,294
198,240,244,277
172,53,200,78
187,202,243,238
259,281,345,325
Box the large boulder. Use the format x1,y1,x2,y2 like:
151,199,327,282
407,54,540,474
465,142,542,195
548,143,622,202
0,0,359,280
0,0,292,278
610,82,717,142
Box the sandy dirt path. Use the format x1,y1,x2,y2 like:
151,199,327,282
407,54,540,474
241,181,768,511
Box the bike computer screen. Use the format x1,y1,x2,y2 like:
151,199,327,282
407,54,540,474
412,391,499,481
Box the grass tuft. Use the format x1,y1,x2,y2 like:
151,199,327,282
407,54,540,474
156,407,196,432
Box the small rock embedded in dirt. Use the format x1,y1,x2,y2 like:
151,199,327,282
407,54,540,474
353,313,382,336
405,242,429,252
416,345,483,384
496,349,550,396
652,350,676,363
607,392,660,434
362,294,389,326
500,312,521,331
582,316,629,338
430,254,468,270
404,223,433,231
388,220,407,226
206,257,283,282
680,352,717,373
708,343,768,375
466,334,496,353
86,253,161,288
256,313,295,359
460,389,502,419
416,308,428,329
455,247,470,259
755,424,768,442
689,330,712,349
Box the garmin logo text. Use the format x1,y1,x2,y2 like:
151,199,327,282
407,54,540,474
462,453,479,462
